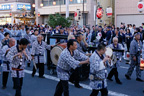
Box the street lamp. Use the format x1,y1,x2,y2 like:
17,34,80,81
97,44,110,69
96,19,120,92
32,4,35,8
40,3,44,7
53,1,56,5
23,5,26,9
11,5,13,9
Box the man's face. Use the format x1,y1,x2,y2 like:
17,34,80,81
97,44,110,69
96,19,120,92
60,29,64,33
70,42,77,50
83,25,86,28
77,35,83,41
20,45,27,50
100,47,106,55
107,28,110,31
120,30,123,33
34,31,38,35
26,30,30,34
21,26,25,29
113,39,118,45
6,34,10,38
93,27,95,30
98,27,102,31
10,40,16,47
37,36,43,42
133,26,136,29
56,27,59,30
1,29,4,32
135,34,140,40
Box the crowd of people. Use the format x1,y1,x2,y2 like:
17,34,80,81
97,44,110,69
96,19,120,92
0,22,144,96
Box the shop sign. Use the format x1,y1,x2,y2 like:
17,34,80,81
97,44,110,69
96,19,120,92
17,4,31,10
0,4,11,10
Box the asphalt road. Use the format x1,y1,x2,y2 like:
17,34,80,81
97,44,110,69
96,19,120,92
0,59,144,96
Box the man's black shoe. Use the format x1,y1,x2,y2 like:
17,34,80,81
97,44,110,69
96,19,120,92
107,77,113,81
2,86,6,89
32,74,34,77
39,76,45,78
116,81,122,84
69,80,74,84
13,86,16,89
125,74,131,80
136,78,144,82
75,85,83,88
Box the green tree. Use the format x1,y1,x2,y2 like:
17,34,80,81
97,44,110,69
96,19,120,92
47,13,72,28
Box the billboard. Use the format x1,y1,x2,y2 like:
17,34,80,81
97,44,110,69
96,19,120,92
17,4,31,10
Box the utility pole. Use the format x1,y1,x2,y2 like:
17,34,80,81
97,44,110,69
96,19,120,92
95,0,98,26
66,0,69,18
83,0,84,26
59,0,61,14
35,0,39,25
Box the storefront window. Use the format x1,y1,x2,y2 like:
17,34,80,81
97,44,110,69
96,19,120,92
69,0,87,4
0,18,11,25
42,0,49,6
42,0,87,6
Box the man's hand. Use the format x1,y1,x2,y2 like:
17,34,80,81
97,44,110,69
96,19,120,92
17,52,22,58
133,56,136,61
103,56,110,63
79,58,89,65
6,48,10,53
22,50,27,57
86,53,92,56
85,59,89,64
32,56,34,60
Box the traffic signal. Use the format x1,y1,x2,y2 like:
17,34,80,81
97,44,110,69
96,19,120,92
78,10,82,20
75,9,82,21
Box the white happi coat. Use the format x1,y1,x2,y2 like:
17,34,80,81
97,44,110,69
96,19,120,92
89,51,108,90
31,40,51,64
57,48,88,81
6,45,31,78
1,45,11,72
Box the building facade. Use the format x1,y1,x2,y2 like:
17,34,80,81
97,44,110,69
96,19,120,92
115,0,144,27
0,0,34,25
36,0,113,27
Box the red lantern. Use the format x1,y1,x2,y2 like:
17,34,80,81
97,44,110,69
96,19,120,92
137,1,144,12
96,7,103,19
74,12,77,17
38,13,40,17
9,13,12,17
140,58,144,70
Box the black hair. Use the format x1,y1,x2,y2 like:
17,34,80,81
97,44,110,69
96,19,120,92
4,32,9,37
116,27,119,31
34,29,38,32
19,38,29,45
67,39,77,48
75,32,82,39
136,28,140,32
97,43,106,51
127,29,130,33
26,28,29,32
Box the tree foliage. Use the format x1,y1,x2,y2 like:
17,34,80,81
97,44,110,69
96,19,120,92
47,13,72,28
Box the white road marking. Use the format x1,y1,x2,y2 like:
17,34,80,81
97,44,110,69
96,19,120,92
24,69,129,96
120,66,129,69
